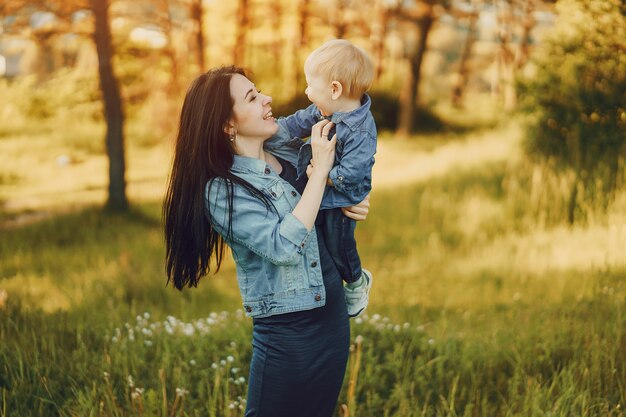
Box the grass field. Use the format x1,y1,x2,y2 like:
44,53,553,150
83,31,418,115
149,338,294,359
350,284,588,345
1,116,625,416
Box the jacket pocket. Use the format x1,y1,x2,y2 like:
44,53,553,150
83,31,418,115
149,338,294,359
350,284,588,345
262,180,292,214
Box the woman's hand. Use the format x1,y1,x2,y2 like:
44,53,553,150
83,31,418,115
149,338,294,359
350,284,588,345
291,120,336,231
309,120,336,180
341,194,370,221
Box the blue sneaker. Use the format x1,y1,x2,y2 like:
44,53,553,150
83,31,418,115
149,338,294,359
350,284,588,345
344,269,372,318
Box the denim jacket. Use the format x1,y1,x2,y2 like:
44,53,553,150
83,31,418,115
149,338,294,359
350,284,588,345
267,94,377,209
205,153,326,318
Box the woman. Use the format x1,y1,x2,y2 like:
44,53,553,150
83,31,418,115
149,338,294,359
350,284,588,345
163,66,369,417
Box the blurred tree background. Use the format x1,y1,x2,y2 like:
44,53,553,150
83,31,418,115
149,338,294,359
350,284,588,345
0,0,624,219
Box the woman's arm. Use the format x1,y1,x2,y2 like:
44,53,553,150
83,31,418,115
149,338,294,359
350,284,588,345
291,120,336,230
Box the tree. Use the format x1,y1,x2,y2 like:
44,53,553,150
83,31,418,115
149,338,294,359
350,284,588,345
451,1,479,108
3,0,128,211
518,0,626,223
390,0,443,137
292,0,311,92
233,0,251,66
188,0,205,70
91,0,127,211
490,0,539,112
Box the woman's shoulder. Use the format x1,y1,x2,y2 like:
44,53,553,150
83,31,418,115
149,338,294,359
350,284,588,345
205,174,264,205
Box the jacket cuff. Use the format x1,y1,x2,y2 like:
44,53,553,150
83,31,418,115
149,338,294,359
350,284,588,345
280,213,312,252
328,167,347,193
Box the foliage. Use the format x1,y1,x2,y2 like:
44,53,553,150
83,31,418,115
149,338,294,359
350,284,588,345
517,0,626,222
0,70,101,123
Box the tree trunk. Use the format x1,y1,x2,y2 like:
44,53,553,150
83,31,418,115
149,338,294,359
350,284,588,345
372,0,389,80
331,0,349,39
270,0,283,77
493,0,516,111
514,0,534,70
157,0,179,95
452,10,477,108
190,0,205,71
91,0,127,211
397,11,434,137
233,0,249,66
293,0,310,93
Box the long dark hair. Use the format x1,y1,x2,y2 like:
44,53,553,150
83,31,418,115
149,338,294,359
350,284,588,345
163,66,270,290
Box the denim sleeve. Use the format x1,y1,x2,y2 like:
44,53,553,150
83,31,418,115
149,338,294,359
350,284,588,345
328,131,376,194
277,103,321,139
264,122,305,151
206,179,312,266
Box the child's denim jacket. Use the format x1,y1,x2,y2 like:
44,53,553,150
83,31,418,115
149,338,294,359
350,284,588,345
205,153,326,318
269,94,377,209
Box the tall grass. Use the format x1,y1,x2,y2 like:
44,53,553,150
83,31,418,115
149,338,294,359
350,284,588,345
1,121,625,415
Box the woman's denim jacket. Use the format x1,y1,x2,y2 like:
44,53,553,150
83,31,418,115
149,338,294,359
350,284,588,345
205,141,326,318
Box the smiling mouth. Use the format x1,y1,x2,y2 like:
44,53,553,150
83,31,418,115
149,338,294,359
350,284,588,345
263,110,273,120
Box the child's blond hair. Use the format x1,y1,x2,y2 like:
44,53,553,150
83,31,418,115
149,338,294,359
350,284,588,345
305,39,374,99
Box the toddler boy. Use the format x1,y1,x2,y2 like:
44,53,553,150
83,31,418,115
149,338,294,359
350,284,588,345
269,39,376,317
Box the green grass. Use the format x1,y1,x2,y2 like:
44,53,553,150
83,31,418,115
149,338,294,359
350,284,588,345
1,103,625,415
2,156,625,416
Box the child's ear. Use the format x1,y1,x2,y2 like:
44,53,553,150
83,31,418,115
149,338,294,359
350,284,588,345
331,81,343,100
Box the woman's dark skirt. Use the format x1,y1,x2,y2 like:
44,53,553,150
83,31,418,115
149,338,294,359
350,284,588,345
244,224,350,417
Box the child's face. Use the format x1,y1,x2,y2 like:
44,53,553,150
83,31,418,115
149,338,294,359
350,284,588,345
304,66,336,116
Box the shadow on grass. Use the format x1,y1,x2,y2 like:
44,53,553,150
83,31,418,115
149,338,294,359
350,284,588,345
0,202,242,323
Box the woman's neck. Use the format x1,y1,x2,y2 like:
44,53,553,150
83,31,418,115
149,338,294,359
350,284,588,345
235,139,266,161
234,138,281,173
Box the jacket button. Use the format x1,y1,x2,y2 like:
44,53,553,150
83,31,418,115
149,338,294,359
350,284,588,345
245,306,252,312
264,168,270,174
310,261,317,268
271,191,277,197
291,191,297,197
314,294,322,302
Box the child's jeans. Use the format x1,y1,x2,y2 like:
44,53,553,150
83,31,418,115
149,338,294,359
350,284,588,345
322,208,362,284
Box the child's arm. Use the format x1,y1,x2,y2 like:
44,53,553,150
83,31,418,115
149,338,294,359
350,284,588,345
279,103,323,139
265,103,322,150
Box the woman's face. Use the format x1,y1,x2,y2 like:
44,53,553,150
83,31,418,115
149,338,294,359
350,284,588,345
229,74,278,141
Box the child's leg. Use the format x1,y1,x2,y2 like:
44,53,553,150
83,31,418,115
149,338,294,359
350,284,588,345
322,208,362,283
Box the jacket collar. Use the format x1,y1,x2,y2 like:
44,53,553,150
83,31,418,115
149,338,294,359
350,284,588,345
230,154,273,176
329,94,371,131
